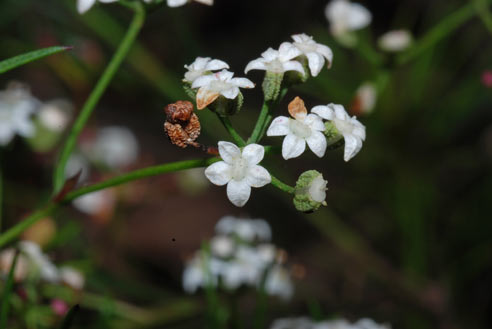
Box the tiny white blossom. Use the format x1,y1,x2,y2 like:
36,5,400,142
215,216,272,242
353,82,377,114
312,103,366,162
184,57,229,83
19,241,60,283
378,30,413,52
167,0,213,7
37,101,72,132
72,189,116,216
85,126,139,169
269,317,391,329
60,266,85,290
65,153,91,183
264,265,294,300
325,0,372,40
192,70,254,110
0,248,29,282
204,142,271,207
182,252,222,293
0,84,39,146
245,43,305,75
77,0,118,14
290,34,333,77
210,235,235,258
267,98,327,160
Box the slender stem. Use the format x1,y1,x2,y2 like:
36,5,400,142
216,114,246,146
248,101,271,144
474,0,492,35
0,158,217,248
397,3,477,65
270,174,295,194
52,3,146,193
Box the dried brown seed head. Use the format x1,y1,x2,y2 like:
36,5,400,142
288,96,307,119
164,100,194,123
164,113,201,148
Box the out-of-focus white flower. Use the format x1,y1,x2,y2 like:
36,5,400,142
182,251,222,293
77,0,118,14
59,266,85,290
245,43,304,75
290,34,333,77
72,189,116,217
353,82,377,115
184,57,229,83
167,0,213,7
264,265,294,300
87,126,139,169
210,235,235,258
37,101,72,132
204,142,271,207
325,0,372,43
378,30,412,52
269,317,391,329
65,153,91,183
312,103,366,161
19,241,59,283
215,216,272,242
267,97,326,160
192,70,254,110
0,83,39,146
0,248,29,282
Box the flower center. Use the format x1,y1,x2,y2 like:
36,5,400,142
230,157,249,181
294,42,315,54
333,118,353,134
266,59,284,73
210,80,230,92
289,119,311,139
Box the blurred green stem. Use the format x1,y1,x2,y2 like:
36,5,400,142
248,101,271,144
217,114,246,146
474,0,492,35
52,2,146,193
397,2,488,64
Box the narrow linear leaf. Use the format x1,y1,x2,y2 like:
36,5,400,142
59,304,80,329
0,46,72,74
0,250,19,329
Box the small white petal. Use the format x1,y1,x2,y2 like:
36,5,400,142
316,44,334,65
347,3,372,30
218,141,241,164
304,114,325,131
261,48,279,61
220,86,240,99
242,144,264,165
311,105,334,120
245,59,267,73
196,87,220,109
332,103,349,120
282,134,306,160
167,0,188,7
204,161,231,185
306,131,327,158
306,52,325,77
216,70,234,81
282,61,305,75
230,77,255,89
77,0,96,13
99,0,118,3
227,180,252,207
195,0,213,5
278,42,302,61
267,116,290,136
206,59,229,71
191,74,217,89
343,133,362,161
246,165,271,188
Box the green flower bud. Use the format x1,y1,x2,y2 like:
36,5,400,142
262,71,284,102
323,121,344,149
209,92,244,116
293,170,328,213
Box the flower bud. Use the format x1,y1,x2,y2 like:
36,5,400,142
262,71,284,102
293,170,328,212
323,121,344,149
208,92,244,116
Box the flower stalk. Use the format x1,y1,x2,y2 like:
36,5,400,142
52,2,146,193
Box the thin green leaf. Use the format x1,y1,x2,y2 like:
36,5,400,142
58,304,80,329
0,46,72,74
0,250,19,329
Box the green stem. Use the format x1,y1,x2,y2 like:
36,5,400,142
248,101,271,144
474,0,492,35
52,2,146,193
270,174,294,194
397,2,477,65
216,114,246,146
0,158,217,248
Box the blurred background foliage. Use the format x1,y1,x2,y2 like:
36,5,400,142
1,0,492,328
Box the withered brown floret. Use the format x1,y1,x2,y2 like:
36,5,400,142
163,101,201,148
164,100,194,124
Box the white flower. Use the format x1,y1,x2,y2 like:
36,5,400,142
204,142,271,207
210,235,235,258
65,153,91,183
378,30,413,52
0,83,39,146
85,126,139,169
72,189,116,216
215,216,272,242
0,248,29,282
269,317,391,329
245,43,305,75
290,34,333,77
19,241,60,283
264,265,294,300
312,103,366,162
182,252,222,293
325,0,372,38
38,101,72,132
77,0,118,14
192,70,254,110
60,266,85,290
353,82,377,114
167,0,213,7
267,97,326,160
183,57,229,83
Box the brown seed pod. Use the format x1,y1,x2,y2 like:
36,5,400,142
164,100,194,124
164,101,201,148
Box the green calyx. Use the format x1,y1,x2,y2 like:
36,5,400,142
209,92,244,116
262,71,284,102
323,121,344,149
293,170,327,213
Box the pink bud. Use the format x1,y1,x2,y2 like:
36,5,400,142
51,299,69,316
482,70,492,88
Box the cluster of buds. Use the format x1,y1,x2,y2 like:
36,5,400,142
163,100,201,148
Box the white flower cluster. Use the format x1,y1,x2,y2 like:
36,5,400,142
183,216,294,300
0,241,84,290
245,34,333,78
268,99,366,162
77,0,213,14
270,317,391,329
